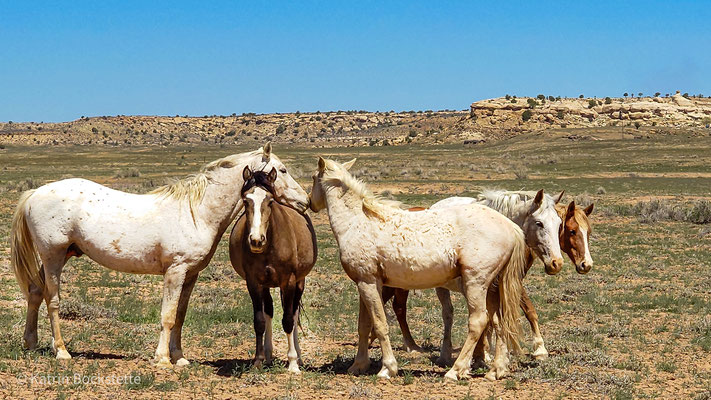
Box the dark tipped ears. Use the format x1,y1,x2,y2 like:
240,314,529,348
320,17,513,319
555,190,565,204
531,189,544,211
318,156,326,171
584,203,594,216
242,166,252,181
268,167,277,183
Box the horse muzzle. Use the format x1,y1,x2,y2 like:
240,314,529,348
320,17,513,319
545,257,564,275
249,235,267,253
576,261,592,274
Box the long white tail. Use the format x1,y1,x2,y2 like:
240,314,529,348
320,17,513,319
10,190,44,299
497,230,526,353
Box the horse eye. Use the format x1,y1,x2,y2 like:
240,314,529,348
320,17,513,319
570,229,576,235
280,167,287,174
535,221,543,228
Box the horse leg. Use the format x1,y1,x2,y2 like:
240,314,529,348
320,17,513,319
444,279,488,381
348,295,373,375
357,281,397,379
263,288,274,364
471,321,490,370
370,286,396,346
23,281,44,350
246,281,266,369
42,253,71,360
284,278,305,374
484,290,511,380
155,265,188,367
294,279,305,361
435,287,454,366
393,289,422,353
169,272,199,366
521,288,547,359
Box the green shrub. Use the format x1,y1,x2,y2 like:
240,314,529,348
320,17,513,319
688,200,711,224
522,110,533,121
588,99,597,109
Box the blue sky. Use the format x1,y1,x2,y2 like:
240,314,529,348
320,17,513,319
1,1,709,122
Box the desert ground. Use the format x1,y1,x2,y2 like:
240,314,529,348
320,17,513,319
1,126,710,399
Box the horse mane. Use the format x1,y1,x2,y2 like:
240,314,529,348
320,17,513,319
241,170,276,197
321,160,402,220
477,189,556,218
150,151,258,221
555,203,593,234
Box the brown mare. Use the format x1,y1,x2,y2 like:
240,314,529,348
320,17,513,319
229,167,317,374
380,198,594,372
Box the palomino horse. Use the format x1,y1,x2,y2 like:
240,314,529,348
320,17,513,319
309,157,537,381
229,167,317,374
10,143,309,367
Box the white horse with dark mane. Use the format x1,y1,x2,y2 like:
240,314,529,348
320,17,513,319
10,143,309,367
309,157,529,381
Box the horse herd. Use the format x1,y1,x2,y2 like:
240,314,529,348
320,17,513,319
10,143,594,382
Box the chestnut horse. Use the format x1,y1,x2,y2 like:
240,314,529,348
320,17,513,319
229,167,317,374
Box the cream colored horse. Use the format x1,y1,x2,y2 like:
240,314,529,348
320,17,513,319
10,143,309,367
309,157,527,381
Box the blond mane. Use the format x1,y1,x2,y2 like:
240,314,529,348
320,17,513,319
321,160,401,220
150,151,258,221
555,203,593,233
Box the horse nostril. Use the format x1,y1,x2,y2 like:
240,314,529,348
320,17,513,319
260,234,265,242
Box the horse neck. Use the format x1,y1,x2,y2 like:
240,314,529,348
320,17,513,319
483,197,529,227
195,165,247,234
323,184,367,240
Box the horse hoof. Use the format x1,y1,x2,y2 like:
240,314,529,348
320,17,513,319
376,367,393,379
175,358,190,367
405,345,423,354
436,356,453,367
532,347,549,360
56,349,71,361
253,359,264,369
288,364,301,374
347,360,370,375
484,370,497,381
444,369,459,381
155,358,173,369
496,368,510,380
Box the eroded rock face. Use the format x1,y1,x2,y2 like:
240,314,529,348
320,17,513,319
469,95,711,129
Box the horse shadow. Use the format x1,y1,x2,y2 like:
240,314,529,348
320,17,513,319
71,350,125,360
201,358,254,377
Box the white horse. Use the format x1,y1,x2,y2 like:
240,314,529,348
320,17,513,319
10,143,309,367
309,157,528,381
429,190,564,379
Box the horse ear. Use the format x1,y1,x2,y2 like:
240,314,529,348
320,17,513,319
342,158,357,170
268,167,277,183
242,166,253,181
318,156,326,172
263,142,272,159
554,190,565,204
566,201,576,218
584,203,594,216
531,189,544,211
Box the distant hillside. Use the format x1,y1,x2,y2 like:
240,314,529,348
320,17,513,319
469,93,711,131
1,93,710,148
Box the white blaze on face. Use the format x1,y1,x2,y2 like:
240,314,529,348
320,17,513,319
246,190,268,244
534,206,564,264
581,226,593,266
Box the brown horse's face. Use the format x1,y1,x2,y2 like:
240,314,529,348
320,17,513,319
243,186,274,253
560,201,594,274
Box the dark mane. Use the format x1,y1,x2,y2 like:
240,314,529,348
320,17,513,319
241,170,276,196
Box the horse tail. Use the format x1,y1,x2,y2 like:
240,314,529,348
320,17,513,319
10,189,44,299
497,228,526,354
